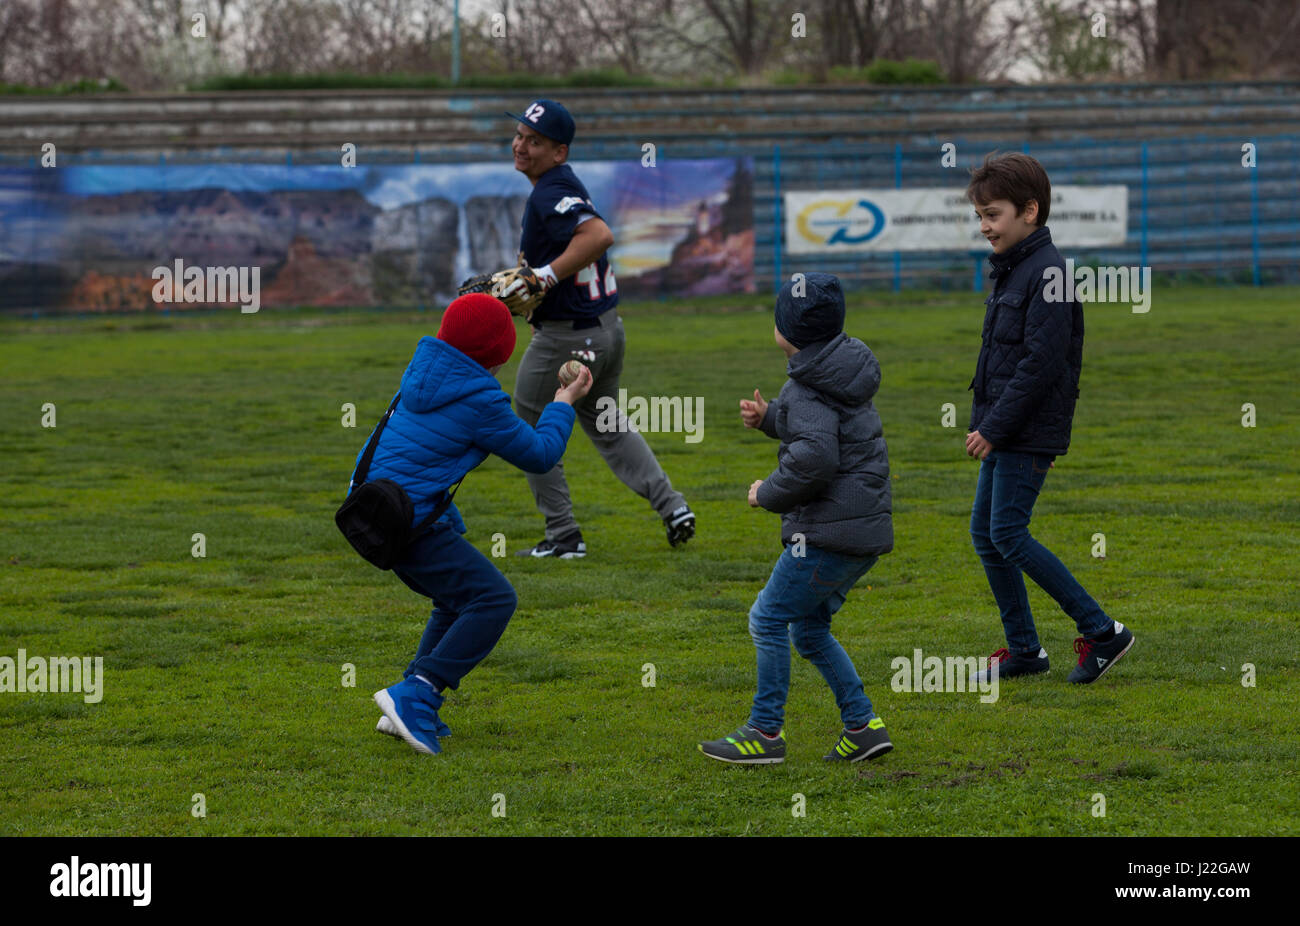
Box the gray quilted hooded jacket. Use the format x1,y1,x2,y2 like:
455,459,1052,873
754,332,894,557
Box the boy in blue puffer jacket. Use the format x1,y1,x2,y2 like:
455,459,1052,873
358,293,592,755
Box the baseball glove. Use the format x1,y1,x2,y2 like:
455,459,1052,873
457,261,548,321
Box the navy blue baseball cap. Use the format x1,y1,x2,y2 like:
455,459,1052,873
506,99,575,146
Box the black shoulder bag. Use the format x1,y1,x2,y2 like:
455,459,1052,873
334,393,463,570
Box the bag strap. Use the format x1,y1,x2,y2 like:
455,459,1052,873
349,392,402,491
350,392,468,536
412,476,464,537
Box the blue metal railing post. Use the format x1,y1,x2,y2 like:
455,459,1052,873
773,144,783,294
159,152,168,315
1140,143,1149,271
893,143,902,292
1250,139,1261,286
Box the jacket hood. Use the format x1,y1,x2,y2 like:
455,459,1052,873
787,333,880,406
400,336,499,413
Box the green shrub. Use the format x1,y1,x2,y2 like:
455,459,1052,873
0,77,127,95
457,73,550,90
191,73,448,92
864,58,945,85
769,67,811,86
565,67,656,88
191,69,657,93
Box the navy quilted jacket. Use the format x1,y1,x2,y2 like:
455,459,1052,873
969,226,1083,456
350,336,576,531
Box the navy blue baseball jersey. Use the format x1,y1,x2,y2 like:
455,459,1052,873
520,164,618,323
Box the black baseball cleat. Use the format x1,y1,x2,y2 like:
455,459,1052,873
972,647,1050,685
1067,622,1134,683
515,530,586,559
664,505,695,547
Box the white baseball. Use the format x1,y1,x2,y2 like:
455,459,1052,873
559,359,585,385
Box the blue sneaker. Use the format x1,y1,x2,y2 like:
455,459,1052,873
377,713,450,739
373,678,445,755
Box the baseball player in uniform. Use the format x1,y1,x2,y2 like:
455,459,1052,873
493,98,695,558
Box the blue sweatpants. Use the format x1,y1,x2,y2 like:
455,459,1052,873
391,523,517,691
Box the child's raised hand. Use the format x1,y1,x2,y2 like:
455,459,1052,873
554,365,593,405
739,389,768,428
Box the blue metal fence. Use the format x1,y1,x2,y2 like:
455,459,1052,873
756,133,1300,293
6,130,1299,306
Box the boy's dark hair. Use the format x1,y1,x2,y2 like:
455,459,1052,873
966,152,1051,226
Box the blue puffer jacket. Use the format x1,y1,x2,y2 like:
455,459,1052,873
350,336,576,531
969,226,1083,456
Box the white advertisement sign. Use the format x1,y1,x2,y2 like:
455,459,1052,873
784,186,1128,253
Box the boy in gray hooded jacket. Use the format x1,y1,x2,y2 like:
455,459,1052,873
699,273,895,765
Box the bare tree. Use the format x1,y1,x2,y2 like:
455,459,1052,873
570,0,664,74
819,0,884,69
656,0,787,77
234,0,346,75
334,0,452,73
0,1,38,84
1012,0,1159,81
495,0,584,74
1155,0,1300,79
918,0,1007,83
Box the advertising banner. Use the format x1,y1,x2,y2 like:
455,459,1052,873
0,158,754,312
784,186,1128,254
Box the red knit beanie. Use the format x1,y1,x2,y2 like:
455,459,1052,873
436,293,517,369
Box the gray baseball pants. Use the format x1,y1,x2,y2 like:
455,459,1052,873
512,312,686,541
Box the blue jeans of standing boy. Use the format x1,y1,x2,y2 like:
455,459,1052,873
969,450,1112,654
747,543,878,734
391,523,517,691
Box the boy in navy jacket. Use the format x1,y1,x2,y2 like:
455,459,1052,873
965,153,1134,685
358,293,591,755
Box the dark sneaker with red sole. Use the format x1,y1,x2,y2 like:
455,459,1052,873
972,647,1049,686
1067,622,1134,683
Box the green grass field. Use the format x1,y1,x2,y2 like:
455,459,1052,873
1,285,1297,836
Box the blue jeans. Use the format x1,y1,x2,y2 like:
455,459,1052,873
969,450,1111,654
747,544,878,733
391,524,518,691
